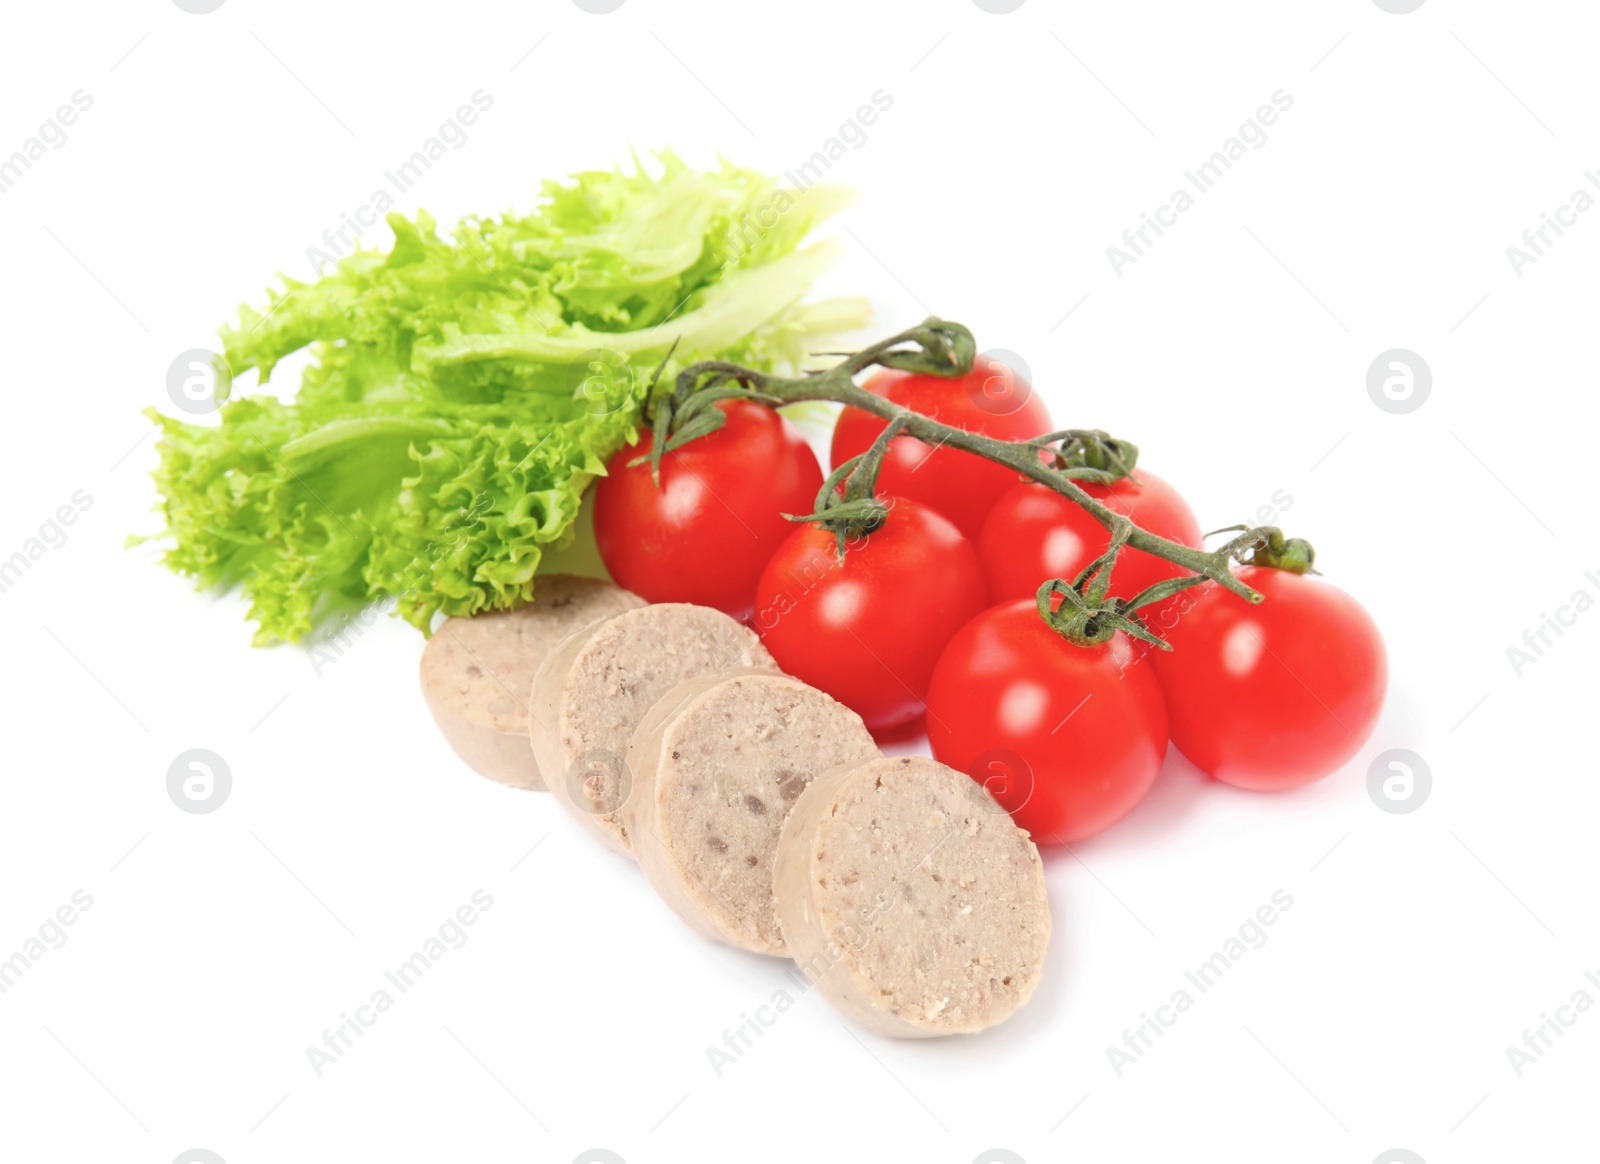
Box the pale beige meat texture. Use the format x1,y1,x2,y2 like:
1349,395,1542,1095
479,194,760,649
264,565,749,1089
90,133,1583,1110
419,576,644,790
773,755,1051,1038
530,604,775,856
625,671,880,956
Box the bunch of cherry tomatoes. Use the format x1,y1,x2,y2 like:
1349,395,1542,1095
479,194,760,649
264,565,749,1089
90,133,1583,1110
594,358,1387,846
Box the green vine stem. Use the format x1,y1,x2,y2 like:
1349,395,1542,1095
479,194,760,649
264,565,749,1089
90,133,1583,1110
783,416,903,557
650,317,1301,626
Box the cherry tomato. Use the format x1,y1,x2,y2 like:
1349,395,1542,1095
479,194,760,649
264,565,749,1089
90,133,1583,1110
753,499,987,733
979,470,1203,605
926,601,1169,844
594,400,822,620
1150,567,1387,791
828,357,1053,543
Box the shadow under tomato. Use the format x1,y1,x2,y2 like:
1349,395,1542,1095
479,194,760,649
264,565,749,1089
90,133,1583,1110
869,715,929,750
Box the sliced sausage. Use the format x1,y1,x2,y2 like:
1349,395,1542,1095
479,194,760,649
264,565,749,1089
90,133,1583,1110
625,671,879,956
530,603,775,856
418,576,643,791
773,755,1051,1038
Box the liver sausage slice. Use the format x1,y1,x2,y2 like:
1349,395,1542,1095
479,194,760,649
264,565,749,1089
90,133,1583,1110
773,755,1051,1037
419,575,644,791
530,603,775,856
625,671,879,956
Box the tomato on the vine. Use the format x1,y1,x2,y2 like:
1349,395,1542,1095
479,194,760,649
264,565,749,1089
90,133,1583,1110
926,601,1168,844
594,399,822,620
753,499,987,733
1150,567,1387,791
979,471,1203,605
828,357,1053,543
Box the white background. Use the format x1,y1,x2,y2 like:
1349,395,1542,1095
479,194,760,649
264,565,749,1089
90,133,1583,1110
1,2,1595,1162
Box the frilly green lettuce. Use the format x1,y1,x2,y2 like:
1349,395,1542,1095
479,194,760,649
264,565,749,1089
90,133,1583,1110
141,154,865,644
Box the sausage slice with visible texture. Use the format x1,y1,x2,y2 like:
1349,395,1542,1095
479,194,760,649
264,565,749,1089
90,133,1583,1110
773,755,1051,1038
419,576,644,791
625,671,880,956
530,603,775,856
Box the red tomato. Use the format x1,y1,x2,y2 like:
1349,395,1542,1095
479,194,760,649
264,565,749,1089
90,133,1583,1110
753,500,987,733
1150,567,1387,791
979,471,1203,605
594,400,822,620
926,601,1169,844
829,357,1053,543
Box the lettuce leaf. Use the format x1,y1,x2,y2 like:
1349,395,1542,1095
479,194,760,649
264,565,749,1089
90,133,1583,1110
141,154,865,644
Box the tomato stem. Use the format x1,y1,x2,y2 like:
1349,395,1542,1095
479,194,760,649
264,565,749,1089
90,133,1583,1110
1206,524,1318,574
1034,429,1141,485
1036,577,1171,651
782,416,903,557
656,317,1316,629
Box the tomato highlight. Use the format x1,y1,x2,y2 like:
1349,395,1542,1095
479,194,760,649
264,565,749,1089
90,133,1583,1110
753,499,988,734
927,600,1169,843
594,399,823,621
